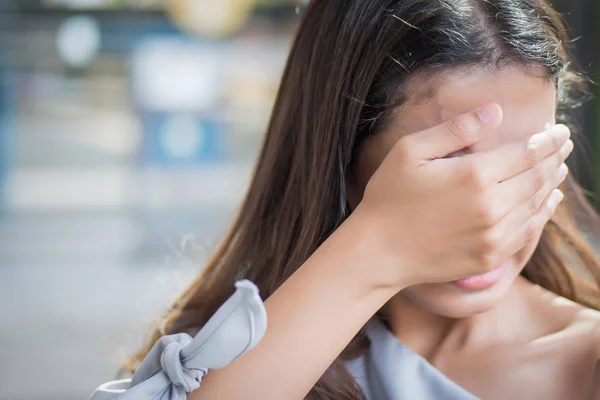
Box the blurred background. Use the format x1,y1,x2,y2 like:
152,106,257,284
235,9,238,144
0,1,598,399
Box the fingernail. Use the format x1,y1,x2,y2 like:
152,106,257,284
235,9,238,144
553,190,564,207
476,104,500,124
565,140,574,155
558,163,569,178
551,124,570,139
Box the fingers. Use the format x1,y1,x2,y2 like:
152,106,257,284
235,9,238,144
457,125,570,276
485,138,572,221
399,103,503,162
493,188,564,264
458,124,570,185
487,159,568,241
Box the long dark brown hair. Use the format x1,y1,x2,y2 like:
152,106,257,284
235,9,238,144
122,0,600,398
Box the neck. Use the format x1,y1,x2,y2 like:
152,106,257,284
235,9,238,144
381,276,533,361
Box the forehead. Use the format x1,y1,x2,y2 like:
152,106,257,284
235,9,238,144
387,66,557,152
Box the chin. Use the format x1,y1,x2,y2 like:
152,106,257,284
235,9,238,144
402,254,529,319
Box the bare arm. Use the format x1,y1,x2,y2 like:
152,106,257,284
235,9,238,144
188,207,398,399
186,105,570,400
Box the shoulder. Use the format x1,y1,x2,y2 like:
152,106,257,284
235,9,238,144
546,295,600,352
577,308,600,398
562,302,600,355
546,296,600,377
588,310,600,359
536,298,600,398
527,286,600,358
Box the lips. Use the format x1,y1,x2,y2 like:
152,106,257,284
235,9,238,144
452,259,511,290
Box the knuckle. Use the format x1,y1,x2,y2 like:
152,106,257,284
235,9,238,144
524,137,539,169
475,197,501,226
479,206,498,226
462,161,488,190
480,228,501,252
524,219,538,243
477,252,498,272
528,194,541,216
531,163,545,191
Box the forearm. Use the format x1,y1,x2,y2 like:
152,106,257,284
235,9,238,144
188,209,399,399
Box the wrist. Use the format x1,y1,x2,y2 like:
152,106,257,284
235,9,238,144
293,210,400,324
327,204,410,294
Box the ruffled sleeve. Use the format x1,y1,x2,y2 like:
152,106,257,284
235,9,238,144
89,279,267,400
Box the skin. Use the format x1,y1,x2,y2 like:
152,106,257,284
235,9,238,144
187,66,587,399
349,66,600,399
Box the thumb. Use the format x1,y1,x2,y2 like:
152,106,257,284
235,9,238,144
404,103,503,162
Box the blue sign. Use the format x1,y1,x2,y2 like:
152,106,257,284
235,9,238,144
139,112,224,166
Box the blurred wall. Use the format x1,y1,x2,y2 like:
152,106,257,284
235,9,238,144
0,1,297,399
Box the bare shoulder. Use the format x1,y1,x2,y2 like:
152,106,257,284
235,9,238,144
526,284,600,357
543,291,600,346
570,305,600,400
565,304,600,400
526,283,599,331
586,309,600,359
560,297,600,351
522,284,600,398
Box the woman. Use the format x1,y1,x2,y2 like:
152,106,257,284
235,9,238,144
91,0,600,399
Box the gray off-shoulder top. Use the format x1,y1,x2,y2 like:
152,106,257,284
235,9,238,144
90,280,480,400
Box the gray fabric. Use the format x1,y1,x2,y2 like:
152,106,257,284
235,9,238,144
90,280,480,400
346,318,480,399
89,280,267,400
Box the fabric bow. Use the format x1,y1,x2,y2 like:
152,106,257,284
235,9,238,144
90,280,267,400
